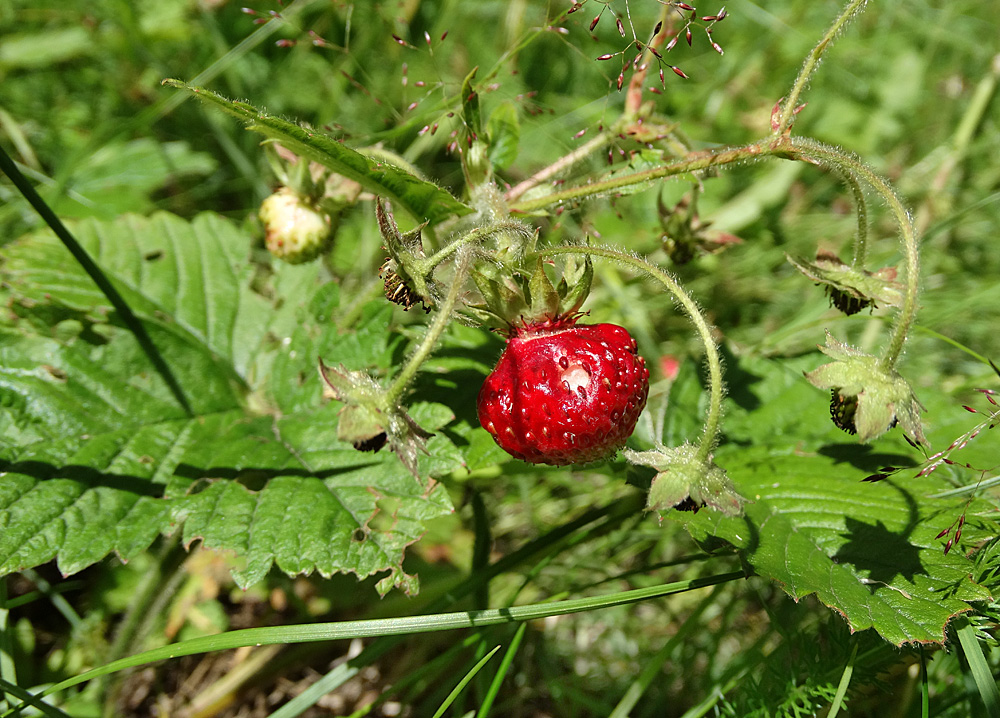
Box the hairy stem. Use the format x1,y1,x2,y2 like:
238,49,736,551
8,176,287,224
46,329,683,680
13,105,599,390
843,170,870,267
508,137,778,214
538,246,724,463
384,251,471,406
787,137,920,371
773,0,869,135
417,221,530,276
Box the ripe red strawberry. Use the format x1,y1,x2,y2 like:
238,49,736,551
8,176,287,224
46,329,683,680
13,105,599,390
478,316,649,465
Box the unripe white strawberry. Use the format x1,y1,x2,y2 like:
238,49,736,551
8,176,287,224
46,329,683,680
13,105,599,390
259,187,332,264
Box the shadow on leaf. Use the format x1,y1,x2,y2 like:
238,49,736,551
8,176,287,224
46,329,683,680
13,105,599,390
833,516,925,587
817,443,916,474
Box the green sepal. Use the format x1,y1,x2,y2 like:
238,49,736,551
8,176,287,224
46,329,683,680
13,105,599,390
557,252,593,315
469,265,527,326
787,251,902,316
804,331,926,444
624,443,746,517
527,257,561,319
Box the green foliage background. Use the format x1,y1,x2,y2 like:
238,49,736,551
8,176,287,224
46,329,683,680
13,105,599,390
1,0,999,716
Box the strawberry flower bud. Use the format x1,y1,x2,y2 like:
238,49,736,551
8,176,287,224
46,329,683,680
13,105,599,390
786,251,902,316
624,443,745,516
804,332,926,444
259,187,333,264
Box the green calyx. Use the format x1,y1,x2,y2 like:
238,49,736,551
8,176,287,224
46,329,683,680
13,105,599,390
624,443,746,517
787,250,902,316
319,360,432,477
658,191,742,265
468,250,594,331
804,331,926,444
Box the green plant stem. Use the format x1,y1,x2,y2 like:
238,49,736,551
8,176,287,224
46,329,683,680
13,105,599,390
384,251,470,406
512,135,918,377
538,245,724,463
0,579,13,709
0,145,194,417
844,170,870,267
471,490,491,610
416,221,529,276
785,137,920,371
773,0,869,136
508,137,777,215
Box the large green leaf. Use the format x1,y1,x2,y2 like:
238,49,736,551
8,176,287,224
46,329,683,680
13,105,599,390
162,80,472,225
677,353,993,646
0,212,464,594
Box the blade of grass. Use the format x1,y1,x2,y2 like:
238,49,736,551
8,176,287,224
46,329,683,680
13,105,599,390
956,618,1000,718
920,646,930,718
18,572,81,631
0,145,193,416
476,623,526,718
0,580,13,711
343,633,486,718
827,641,858,718
471,490,491,610
0,679,70,718
33,571,744,702
430,646,501,718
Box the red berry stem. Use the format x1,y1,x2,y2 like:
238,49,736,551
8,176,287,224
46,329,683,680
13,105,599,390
538,244,725,463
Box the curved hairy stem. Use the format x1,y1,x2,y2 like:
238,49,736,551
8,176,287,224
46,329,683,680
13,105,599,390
417,220,530,276
509,137,778,215
773,0,869,135
384,250,471,406
843,169,870,267
538,246,724,463
786,137,920,371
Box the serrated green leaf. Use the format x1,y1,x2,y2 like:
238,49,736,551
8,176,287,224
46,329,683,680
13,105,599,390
162,80,472,225
0,211,459,593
